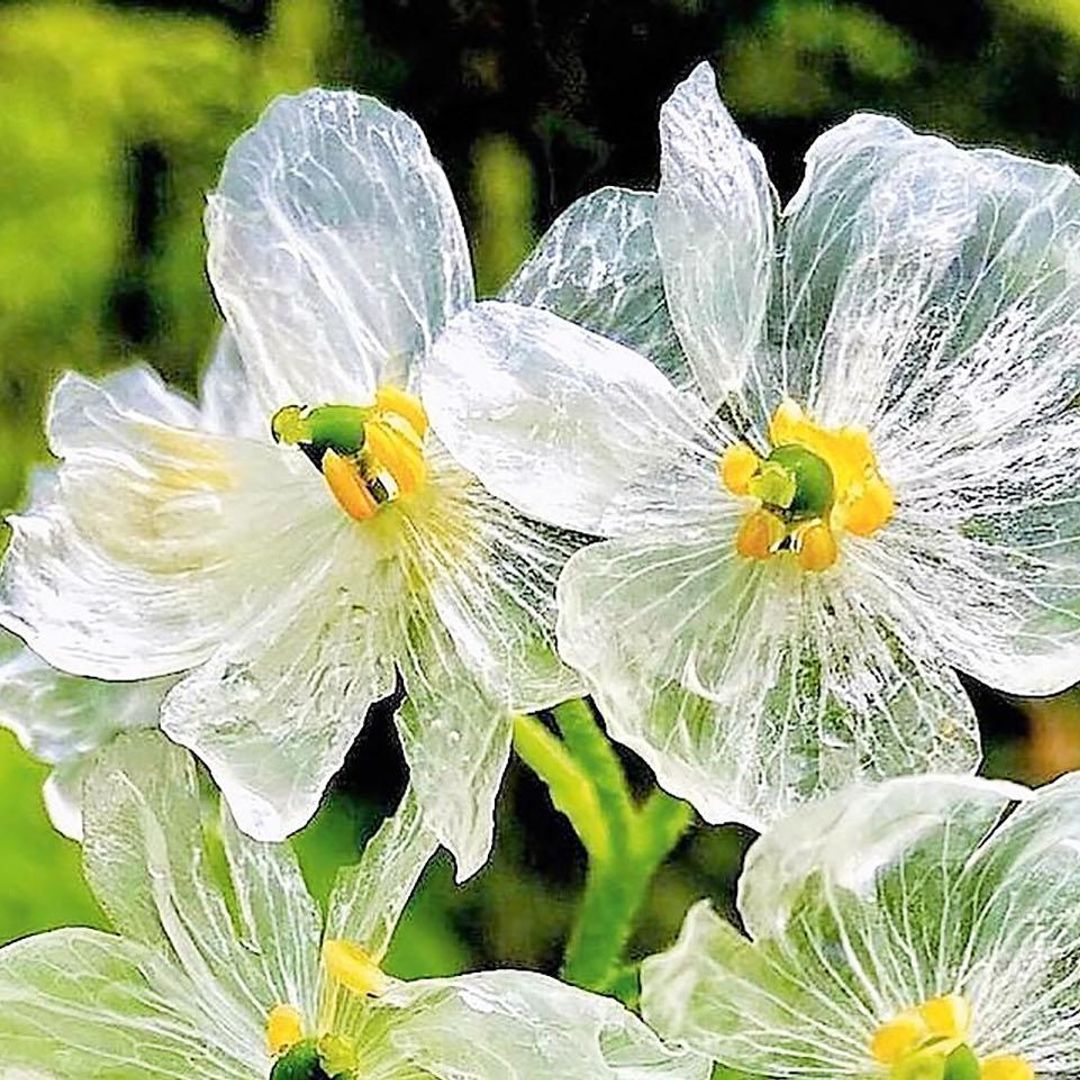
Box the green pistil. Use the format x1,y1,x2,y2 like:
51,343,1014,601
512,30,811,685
891,1043,980,1080
271,404,371,455
269,1037,356,1080
749,444,835,520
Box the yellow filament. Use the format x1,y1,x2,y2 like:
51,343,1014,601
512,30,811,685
266,1003,304,1056
322,448,379,521
981,1056,1035,1080
322,940,388,998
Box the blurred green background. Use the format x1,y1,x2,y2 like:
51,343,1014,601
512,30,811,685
3,0,1080,989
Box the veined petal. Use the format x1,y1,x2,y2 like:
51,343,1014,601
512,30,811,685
501,186,690,386
0,928,258,1079
161,524,399,842
82,732,323,1040
199,327,265,440
207,89,473,411
0,369,328,680
656,61,776,409
325,786,438,963
424,301,713,537
367,971,710,1080
0,630,173,838
556,523,980,829
397,601,513,881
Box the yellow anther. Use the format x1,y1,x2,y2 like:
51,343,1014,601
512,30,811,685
768,397,807,447
870,1010,929,1065
322,940,388,998
720,443,761,496
981,1056,1035,1080
844,474,895,536
363,414,427,496
736,509,786,561
266,1003,304,1056
375,384,429,438
917,994,971,1041
322,448,379,521
796,522,838,572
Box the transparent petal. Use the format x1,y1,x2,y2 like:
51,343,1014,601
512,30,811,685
207,89,473,411
397,600,513,881
556,523,981,829
656,61,775,409
0,369,328,679
0,928,258,1079
325,785,438,962
83,732,323,1038
368,970,710,1080
199,327,265,439
642,776,1029,1076
161,525,399,842
42,759,92,841
424,301,711,537
501,186,690,386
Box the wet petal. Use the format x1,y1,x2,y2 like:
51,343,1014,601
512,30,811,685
502,186,690,386
82,732,323,1035
0,928,258,1079
199,327,265,439
556,523,980,829
161,526,398,842
656,61,775,408
424,301,712,537
369,970,710,1080
207,89,473,411
0,369,328,680
397,601,513,881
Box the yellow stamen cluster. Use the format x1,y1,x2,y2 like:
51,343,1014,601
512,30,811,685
721,398,894,572
870,995,1034,1080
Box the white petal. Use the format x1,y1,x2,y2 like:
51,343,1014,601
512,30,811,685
325,785,438,962
397,601,513,881
502,186,690,386
656,62,775,408
41,760,90,841
0,928,258,1079
424,301,712,537
161,526,398,842
207,89,473,411
556,524,981,830
83,732,323,1036
0,370,326,679
371,970,710,1080
199,327,265,439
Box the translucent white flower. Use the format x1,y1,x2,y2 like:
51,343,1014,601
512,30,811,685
0,91,581,877
639,772,1080,1080
0,731,706,1080
0,627,172,840
426,60,1080,828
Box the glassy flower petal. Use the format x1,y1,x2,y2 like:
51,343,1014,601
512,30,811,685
371,970,710,1080
207,88,473,411
325,786,438,963
502,186,690,386
0,369,328,679
0,928,257,1079
199,327,265,439
656,61,775,407
397,603,513,881
161,531,398,842
424,301,711,537
557,524,980,829
0,630,172,838
83,731,323,1037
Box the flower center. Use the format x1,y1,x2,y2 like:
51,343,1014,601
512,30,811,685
272,385,429,521
719,398,894,572
870,994,1033,1080
265,940,387,1080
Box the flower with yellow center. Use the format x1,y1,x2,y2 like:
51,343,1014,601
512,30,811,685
0,732,708,1080
0,89,586,880
426,59,1080,831
641,773,1080,1079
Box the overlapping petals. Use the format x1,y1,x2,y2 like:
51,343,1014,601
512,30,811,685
641,773,1080,1076
0,732,707,1080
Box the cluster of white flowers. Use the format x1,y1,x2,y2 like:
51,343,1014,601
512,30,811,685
1,59,1079,1079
